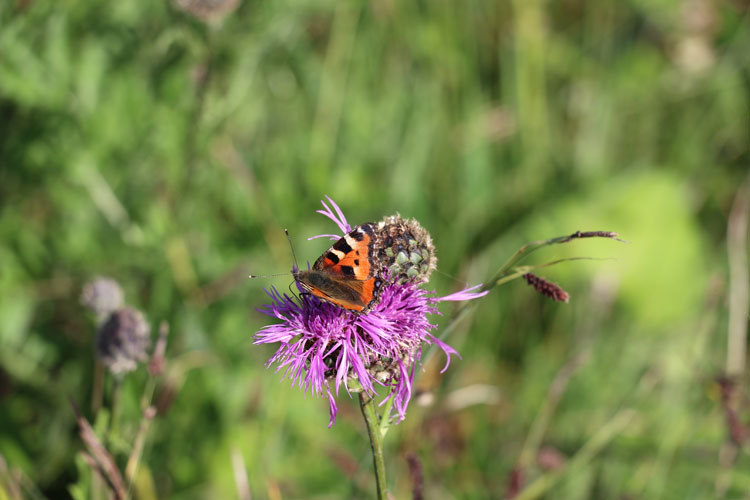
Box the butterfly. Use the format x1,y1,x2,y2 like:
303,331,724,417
293,223,385,313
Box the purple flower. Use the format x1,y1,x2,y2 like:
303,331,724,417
253,197,488,427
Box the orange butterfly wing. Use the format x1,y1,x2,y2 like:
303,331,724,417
295,224,383,312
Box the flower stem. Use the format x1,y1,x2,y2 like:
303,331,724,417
485,231,625,293
359,392,388,500
91,360,105,415
422,232,624,366
107,376,121,443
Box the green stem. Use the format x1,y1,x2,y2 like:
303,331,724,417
421,234,621,367
107,376,122,444
91,360,105,415
435,242,581,346
359,392,388,500
514,409,636,500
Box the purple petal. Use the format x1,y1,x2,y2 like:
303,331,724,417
437,284,489,302
327,387,338,428
307,234,342,241
335,342,349,394
316,196,351,234
426,333,461,373
324,195,350,232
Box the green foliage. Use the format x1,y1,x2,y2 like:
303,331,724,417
1,0,748,498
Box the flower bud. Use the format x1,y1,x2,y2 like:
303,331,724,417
376,215,437,284
523,273,570,303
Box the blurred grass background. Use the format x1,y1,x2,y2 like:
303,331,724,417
1,0,749,498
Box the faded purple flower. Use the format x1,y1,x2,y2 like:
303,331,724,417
97,308,151,376
81,276,124,321
253,197,488,427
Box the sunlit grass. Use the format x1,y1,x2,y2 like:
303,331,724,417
0,0,748,498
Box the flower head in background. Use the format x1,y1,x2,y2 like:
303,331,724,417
173,0,240,23
97,308,151,377
81,276,124,322
82,276,152,376
253,197,487,426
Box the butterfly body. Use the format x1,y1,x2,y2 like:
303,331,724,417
294,223,385,313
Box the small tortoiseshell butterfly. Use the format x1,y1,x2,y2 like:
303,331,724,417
252,214,435,314
293,223,385,313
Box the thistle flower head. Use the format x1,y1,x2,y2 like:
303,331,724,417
97,308,151,376
81,277,124,321
253,197,487,426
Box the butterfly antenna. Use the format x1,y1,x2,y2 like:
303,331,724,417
285,229,300,271
249,229,301,279
248,272,289,279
